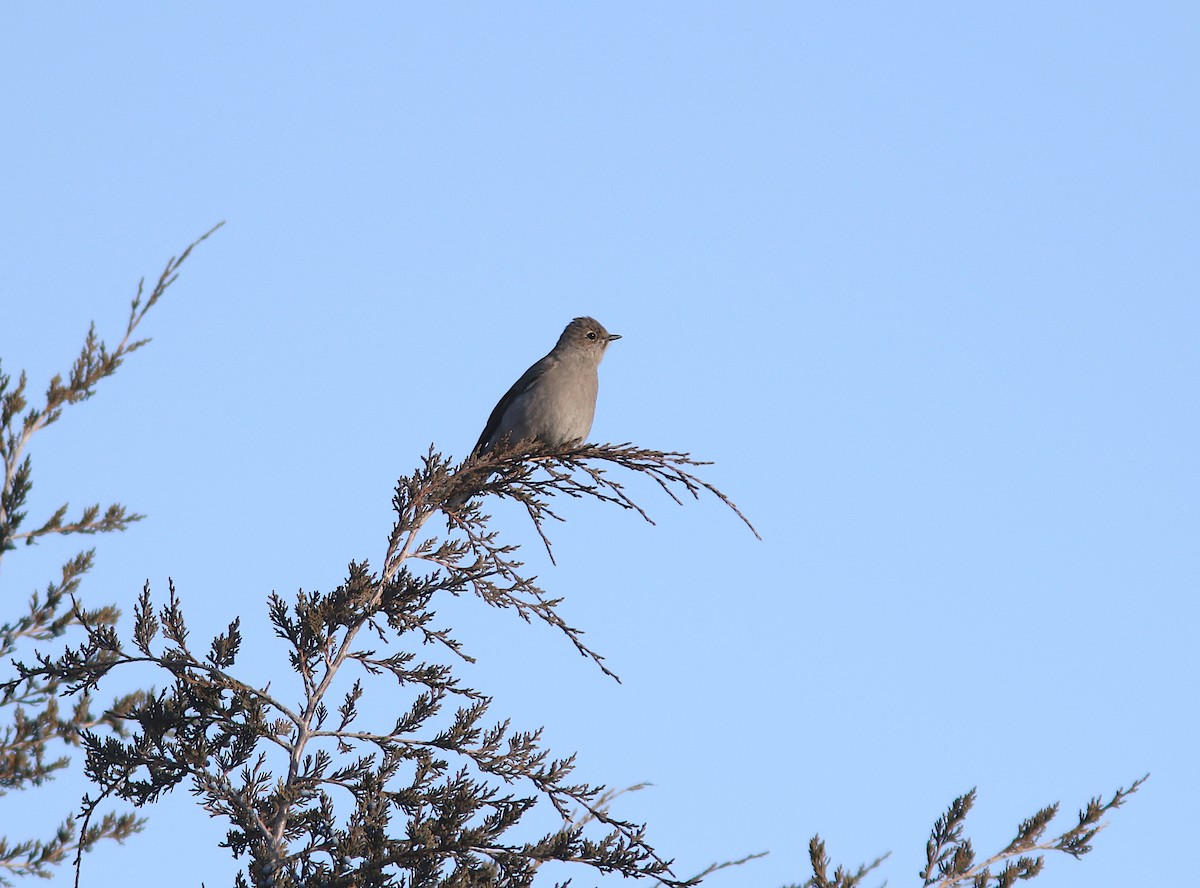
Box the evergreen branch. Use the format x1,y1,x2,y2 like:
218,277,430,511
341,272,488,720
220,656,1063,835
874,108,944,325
918,775,1148,887
0,221,223,560
8,436,756,886
0,811,142,885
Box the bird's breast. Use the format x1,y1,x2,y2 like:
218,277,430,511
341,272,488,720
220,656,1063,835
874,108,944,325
497,364,599,447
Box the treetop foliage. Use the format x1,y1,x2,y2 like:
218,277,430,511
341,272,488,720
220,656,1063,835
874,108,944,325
1,226,1142,887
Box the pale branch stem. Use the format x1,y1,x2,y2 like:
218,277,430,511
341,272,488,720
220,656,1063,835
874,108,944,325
193,768,277,853
8,512,143,545
563,782,651,832
266,482,440,849
1,411,48,532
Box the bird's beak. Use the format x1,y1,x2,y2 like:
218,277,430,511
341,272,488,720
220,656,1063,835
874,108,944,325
608,333,622,342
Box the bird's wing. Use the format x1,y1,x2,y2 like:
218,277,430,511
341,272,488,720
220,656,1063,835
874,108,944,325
471,354,554,456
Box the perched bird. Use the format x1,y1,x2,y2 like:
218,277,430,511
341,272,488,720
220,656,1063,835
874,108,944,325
449,316,620,506
472,316,620,455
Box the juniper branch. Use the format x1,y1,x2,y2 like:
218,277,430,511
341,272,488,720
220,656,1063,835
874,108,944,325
1,226,222,886
0,220,223,558
7,435,760,886
918,776,1148,888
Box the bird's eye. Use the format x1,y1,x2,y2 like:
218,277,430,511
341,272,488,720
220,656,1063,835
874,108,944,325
587,331,598,340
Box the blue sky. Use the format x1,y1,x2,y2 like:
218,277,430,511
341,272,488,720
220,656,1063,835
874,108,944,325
2,4,1197,886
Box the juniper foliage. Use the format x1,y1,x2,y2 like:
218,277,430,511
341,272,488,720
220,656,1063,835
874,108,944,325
10,432,765,887
0,224,223,883
789,775,1147,888
1,227,1144,888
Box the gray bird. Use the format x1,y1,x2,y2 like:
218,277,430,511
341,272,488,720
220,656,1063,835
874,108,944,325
449,317,620,507
472,316,620,456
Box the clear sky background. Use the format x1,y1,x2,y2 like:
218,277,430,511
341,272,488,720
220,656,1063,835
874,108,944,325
1,5,1196,887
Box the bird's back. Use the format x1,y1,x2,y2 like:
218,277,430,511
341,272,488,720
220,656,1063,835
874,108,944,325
473,350,599,454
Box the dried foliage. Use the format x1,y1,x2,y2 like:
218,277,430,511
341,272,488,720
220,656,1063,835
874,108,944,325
788,776,1147,888
1,224,1144,888
785,838,890,888
0,224,223,883
8,431,759,886
915,778,1148,888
